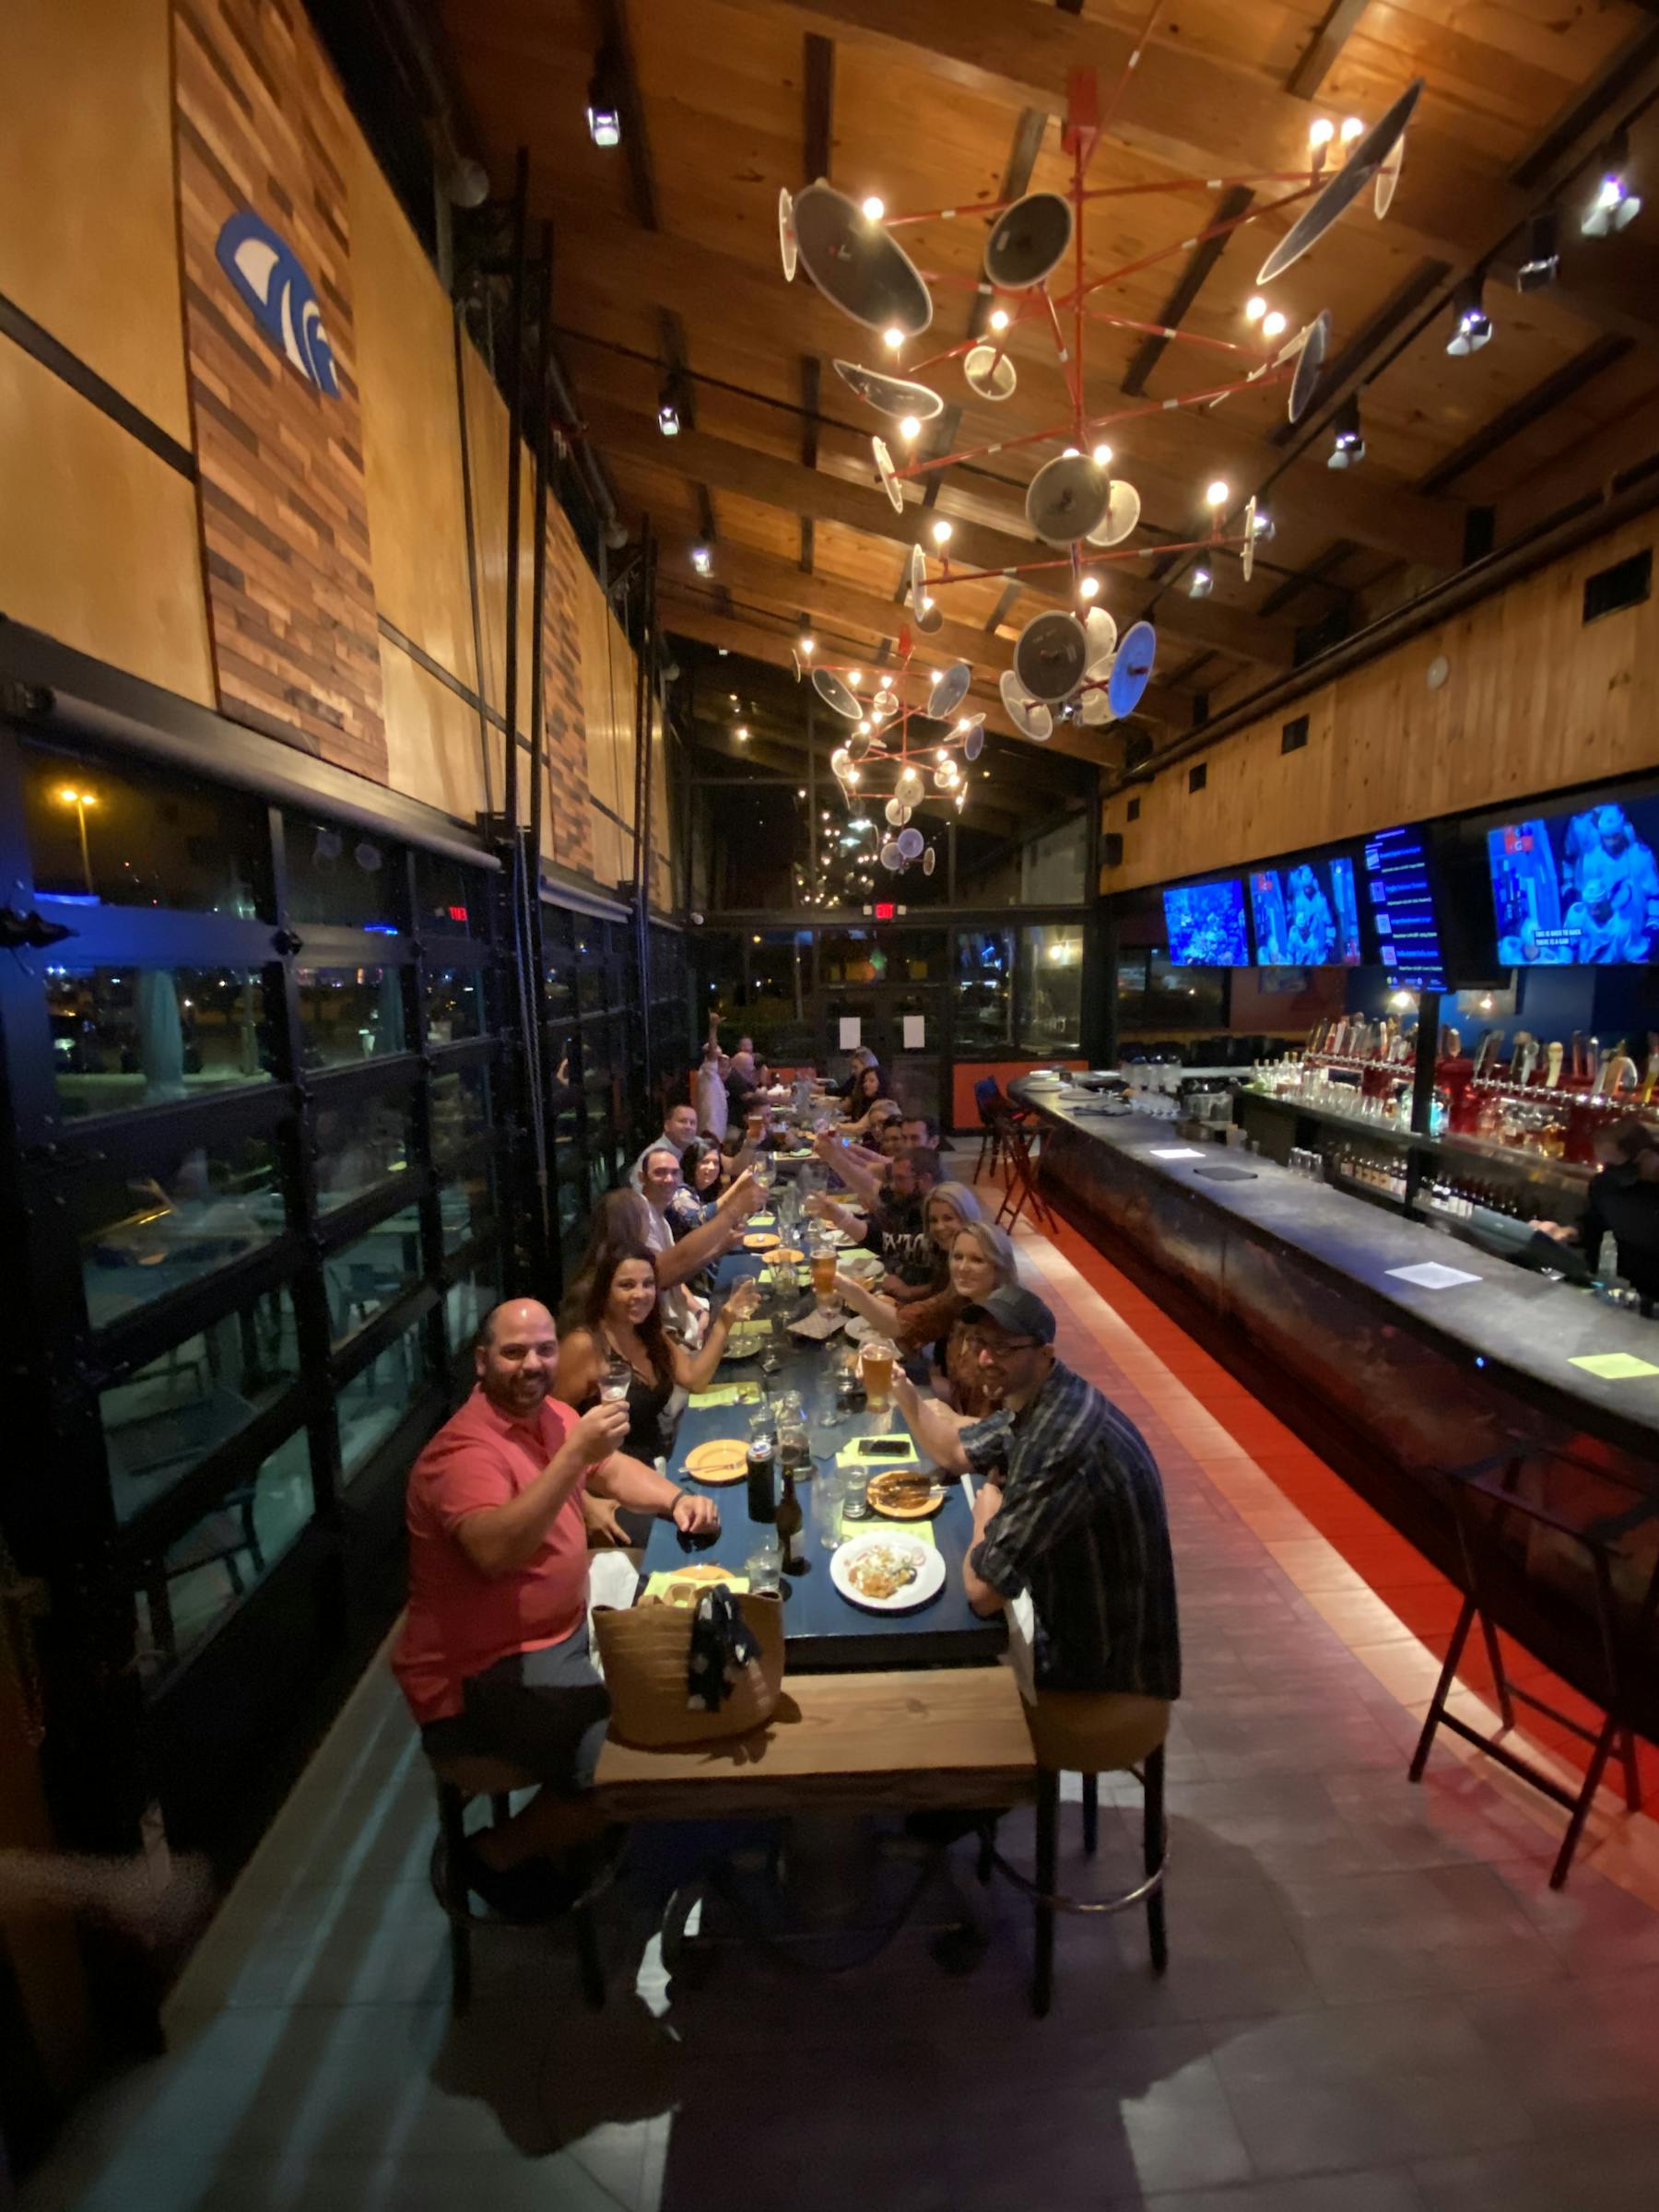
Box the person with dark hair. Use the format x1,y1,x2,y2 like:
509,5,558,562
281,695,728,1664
556,1246,759,1473
808,1143,945,1298
667,1138,728,1230
899,1112,941,1152
1539,1116,1659,1310
393,1298,718,1920
837,1064,897,1139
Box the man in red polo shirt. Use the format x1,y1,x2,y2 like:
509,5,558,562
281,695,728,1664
394,1297,718,1919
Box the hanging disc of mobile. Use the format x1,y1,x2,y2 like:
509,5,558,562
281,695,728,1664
793,182,933,335
1256,80,1423,284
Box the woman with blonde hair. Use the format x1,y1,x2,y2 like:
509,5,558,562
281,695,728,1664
835,1201,1018,1418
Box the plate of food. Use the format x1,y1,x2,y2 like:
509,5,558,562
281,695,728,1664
683,1438,750,1485
839,1250,885,1281
843,1313,878,1343
743,1231,782,1252
830,1532,946,1612
641,1563,749,1606
866,1465,946,1519
720,1320,771,1361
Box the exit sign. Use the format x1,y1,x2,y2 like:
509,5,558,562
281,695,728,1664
874,900,896,920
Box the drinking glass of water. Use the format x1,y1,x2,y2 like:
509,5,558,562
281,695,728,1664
597,1354,631,1406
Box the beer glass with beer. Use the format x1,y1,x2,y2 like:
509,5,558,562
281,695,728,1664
859,1335,897,1412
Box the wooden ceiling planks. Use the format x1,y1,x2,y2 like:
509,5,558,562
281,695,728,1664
439,0,1659,743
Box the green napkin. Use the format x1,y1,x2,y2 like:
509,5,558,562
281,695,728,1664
839,1511,938,1547
688,1382,764,1409
1570,1352,1659,1381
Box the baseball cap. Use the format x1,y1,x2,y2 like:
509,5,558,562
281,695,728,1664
959,1286,1056,1345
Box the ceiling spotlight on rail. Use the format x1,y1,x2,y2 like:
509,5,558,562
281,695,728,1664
1445,275,1492,356
586,41,624,147
1188,566,1213,599
690,544,713,575
1327,397,1365,469
1515,210,1559,291
1583,132,1641,238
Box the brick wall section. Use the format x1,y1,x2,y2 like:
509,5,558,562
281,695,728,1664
173,0,386,780
542,504,595,879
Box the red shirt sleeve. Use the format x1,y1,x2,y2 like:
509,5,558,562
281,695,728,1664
419,1428,520,1536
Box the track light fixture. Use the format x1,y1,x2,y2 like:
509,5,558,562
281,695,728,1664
690,543,712,575
1187,566,1213,599
1515,209,1559,291
1327,396,1365,469
1583,131,1641,237
586,42,624,147
1445,276,1492,357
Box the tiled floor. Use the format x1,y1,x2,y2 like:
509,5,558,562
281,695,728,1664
20,1200,1659,2212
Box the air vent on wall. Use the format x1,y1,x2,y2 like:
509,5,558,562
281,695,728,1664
1583,547,1651,626
1126,797,1141,822
1281,713,1309,755
1188,763,1207,794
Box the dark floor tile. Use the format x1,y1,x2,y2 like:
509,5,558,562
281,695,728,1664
1273,1862,1565,2005
1411,2127,1659,2212
1457,1967,1659,2134
1124,2173,1426,2212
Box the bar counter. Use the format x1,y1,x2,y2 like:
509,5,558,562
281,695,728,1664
1009,1079,1659,1473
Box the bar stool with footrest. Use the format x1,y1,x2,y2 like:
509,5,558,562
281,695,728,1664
994,1112,1056,1235
1407,1444,1659,1888
428,1752,607,2013
971,1077,1009,1184
984,1689,1171,2015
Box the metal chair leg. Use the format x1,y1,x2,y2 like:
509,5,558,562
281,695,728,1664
1143,1746,1168,1973
1081,1773,1099,1857
1032,1768,1058,2017
438,1782,473,2014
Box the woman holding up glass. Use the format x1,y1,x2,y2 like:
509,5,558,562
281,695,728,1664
557,1248,759,1540
834,1196,1019,1418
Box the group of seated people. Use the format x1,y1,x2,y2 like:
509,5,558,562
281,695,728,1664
393,1033,1180,1922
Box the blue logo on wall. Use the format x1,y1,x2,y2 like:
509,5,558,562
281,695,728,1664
215,212,340,397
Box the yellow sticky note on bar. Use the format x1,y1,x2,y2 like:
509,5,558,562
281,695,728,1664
840,1513,937,1547
1569,1352,1659,1381
688,1382,762,1409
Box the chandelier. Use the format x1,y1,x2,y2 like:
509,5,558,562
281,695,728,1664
777,9,1421,732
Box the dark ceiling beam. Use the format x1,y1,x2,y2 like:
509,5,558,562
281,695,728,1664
803,31,835,182
1286,1,1371,101
1265,262,1450,455
1416,335,1636,498
799,357,821,571
1121,183,1253,398
1256,538,1359,618
597,0,656,231
985,580,1022,633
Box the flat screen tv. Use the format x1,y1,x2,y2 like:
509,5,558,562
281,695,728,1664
1162,877,1249,966
1362,821,1446,989
1487,794,1659,965
1249,856,1361,966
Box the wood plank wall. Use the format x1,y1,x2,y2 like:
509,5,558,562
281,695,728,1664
1103,515,1659,892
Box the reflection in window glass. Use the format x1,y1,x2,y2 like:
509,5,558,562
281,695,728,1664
440,1164,494,1253
315,1091,412,1212
46,965,272,1120
1118,953,1226,1037
134,1428,313,1688
282,811,400,932
446,1265,500,1358
100,1289,302,1525
77,1134,283,1332
324,1207,423,1347
296,967,406,1067
414,850,486,938
1018,925,1085,1053
431,1062,490,1159
425,966,486,1044
956,930,1014,1051
23,742,268,915
338,1320,435,1482
555,1141,588,1238
543,908,578,1028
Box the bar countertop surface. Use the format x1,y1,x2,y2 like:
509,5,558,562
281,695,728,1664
1011,1077,1659,1457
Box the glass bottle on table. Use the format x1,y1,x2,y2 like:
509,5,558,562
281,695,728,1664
775,1466,807,1576
745,1403,777,1524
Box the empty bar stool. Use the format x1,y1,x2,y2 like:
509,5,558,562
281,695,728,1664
1408,1445,1659,1888
987,1690,1171,2015
428,1752,607,2012
971,1076,1009,1185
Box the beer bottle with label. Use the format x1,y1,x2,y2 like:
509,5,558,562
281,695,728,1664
775,1468,806,1576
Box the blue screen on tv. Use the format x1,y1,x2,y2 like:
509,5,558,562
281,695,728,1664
1249,856,1361,966
1162,878,1249,966
1488,795,1659,965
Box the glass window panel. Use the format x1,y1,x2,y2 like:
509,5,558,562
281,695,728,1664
956,929,1014,1051
445,1262,500,1360
23,741,269,916
134,1427,313,1688
78,1133,284,1333
1018,925,1085,1053
314,1090,413,1212
337,1319,436,1482
440,1162,494,1253
424,965,487,1044
431,1062,491,1159
46,963,274,1121
296,966,406,1067
282,811,402,933
100,1288,302,1525
555,1141,588,1237
323,1206,423,1348
543,907,578,1028
414,849,487,938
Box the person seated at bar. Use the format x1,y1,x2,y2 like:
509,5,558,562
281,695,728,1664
666,1137,729,1228
581,1168,759,1343
1537,1115,1659,1312
556,1249,761,1541
899,1112,942,1155
393,1298,719,1920
808,1142,944,1300
837,1064,898,1139
835,1043,877,1103
628,1099,700,1191
891,1287,1182,1700
871,1104,911,1159
724,1048,761,1124
833,1182,986,1345
839,1215,1017,1417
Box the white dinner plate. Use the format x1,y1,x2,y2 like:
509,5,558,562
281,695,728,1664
830,1532,946,1612
844,1313,877,1342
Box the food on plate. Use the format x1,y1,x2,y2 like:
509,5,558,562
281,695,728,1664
867,1467,943,1516
844,1539,924,1601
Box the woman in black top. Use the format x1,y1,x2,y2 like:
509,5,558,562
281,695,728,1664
556,1247,760,1542
1541,1116,1659,1310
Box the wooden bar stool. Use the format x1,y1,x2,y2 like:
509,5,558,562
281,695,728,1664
428,1753,607,2013
994,1115,1056,1234
1408,1447,1659,1888
988,1690,1171,2015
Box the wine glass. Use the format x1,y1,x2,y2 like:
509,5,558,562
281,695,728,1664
597,1353,631,1406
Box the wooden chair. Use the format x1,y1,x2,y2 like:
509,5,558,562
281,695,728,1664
987,1690,1171,2016
428,1752,606,2014
993,1114,1055,1233
971,1077,1008,1184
